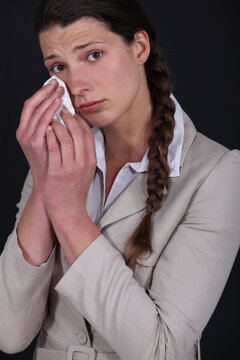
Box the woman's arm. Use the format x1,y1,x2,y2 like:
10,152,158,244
43,110,100,264
0,80,64,353
55,149,240,360
0,172,56,353
17,186,55,266
15,79,64,266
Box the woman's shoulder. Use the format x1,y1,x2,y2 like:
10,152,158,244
181,110,240,177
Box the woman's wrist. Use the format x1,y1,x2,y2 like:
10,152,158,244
17,189,55,267
31,182,46,201
52,213,101,265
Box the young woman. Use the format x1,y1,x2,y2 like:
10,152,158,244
0,0,239,359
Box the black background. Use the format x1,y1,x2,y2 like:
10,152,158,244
0,0,239,359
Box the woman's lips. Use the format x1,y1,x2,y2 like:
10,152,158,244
79,100,105,113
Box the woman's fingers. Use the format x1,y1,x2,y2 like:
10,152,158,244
32,96,62,141
47,110,96,178
61,110,96,165
17,79,59,136
26,86,64,137
46,125,62,172
51,121,75,165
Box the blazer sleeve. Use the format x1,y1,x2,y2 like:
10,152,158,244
55,150,240,360
0,171,56,354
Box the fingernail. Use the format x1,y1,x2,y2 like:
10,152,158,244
56,85,64,93
50,79,57,85
47,125,53,131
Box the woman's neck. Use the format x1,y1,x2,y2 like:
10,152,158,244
103,82,152,166
104,125,149,166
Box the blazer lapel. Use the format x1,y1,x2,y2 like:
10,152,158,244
98,172,148,230
87,110,196,231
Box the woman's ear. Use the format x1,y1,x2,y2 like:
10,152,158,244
133,30,151,65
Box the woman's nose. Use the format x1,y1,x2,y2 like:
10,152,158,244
66,69,93,96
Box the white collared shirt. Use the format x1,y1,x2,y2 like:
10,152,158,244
91,95,184,224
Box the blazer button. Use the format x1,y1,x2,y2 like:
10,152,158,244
78,329,87,345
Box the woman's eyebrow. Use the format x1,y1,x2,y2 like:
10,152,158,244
44,41,105,61
73,41,105,52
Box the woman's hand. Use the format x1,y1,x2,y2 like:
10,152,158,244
16,79,65,266
45,110,100,264
16,79,64,192
45,109,96,221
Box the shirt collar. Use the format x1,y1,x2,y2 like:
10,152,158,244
92,94,184,178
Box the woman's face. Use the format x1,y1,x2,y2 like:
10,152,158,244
39,17,150,129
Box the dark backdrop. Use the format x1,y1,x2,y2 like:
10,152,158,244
0,0,239,359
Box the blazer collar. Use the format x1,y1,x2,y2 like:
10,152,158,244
88,110,197,230
180,110,196,166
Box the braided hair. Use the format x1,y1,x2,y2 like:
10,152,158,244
34,0,176,270
125,46,175,269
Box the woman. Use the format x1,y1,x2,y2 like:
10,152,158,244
0,0,239,359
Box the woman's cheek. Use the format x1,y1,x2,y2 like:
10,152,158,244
105,53,132,90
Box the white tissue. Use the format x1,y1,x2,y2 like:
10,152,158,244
43,75,75,127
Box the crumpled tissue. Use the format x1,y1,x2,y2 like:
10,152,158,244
43,75,75,127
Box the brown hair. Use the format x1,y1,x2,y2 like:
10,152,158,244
34,0,175,270
125,47,175,269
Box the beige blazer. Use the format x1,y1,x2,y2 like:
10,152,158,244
0,111,239,360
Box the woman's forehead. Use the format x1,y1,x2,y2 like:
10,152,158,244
39,17,115,53
40,18,110,43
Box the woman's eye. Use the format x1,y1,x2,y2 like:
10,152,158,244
51,64,65,73
87,52,102,62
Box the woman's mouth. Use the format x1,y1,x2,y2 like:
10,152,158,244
79,100,105,113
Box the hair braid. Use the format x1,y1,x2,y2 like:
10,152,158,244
125,44,175,270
